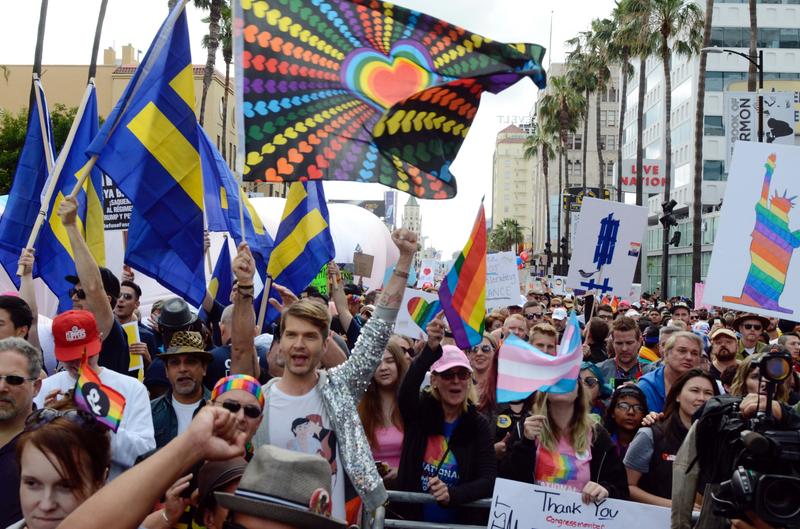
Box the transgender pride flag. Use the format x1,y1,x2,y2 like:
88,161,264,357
496,311,583,402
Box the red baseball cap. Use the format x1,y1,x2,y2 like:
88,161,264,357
52,310,102,361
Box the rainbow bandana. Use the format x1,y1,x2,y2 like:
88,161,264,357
211,375,264,408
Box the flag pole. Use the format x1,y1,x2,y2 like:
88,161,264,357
32,76,55,173
87,0,109,83
18,81,95,276
256,274,272,331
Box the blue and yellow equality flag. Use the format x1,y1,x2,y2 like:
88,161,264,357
37,83,105,312
267,181,335,295
199,125,273,266
0,79,55,287
207,238,233,310
86,2,206,306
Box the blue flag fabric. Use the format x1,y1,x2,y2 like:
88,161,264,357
37,84,105,312
87,4,206,306
0,80,55,287
208,239,233,310
267,181,335,295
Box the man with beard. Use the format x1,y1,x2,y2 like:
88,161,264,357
151,331,213,448
598,317,646,387
0,338,41,527
708,328,739,382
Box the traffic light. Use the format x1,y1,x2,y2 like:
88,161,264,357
659,199,678,229
669,231,681,247
559,237,569,259
544,241,552,257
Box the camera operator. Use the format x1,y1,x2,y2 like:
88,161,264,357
671,345,800,529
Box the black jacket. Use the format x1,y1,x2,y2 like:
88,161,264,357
395,344,497,522
499,419,629,500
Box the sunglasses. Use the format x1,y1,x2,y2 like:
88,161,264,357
581,376,599,388
402,347,415,356
0,374,36,386
24,408,99,432
470,344,493,354
616,402,646,414
436,369,471,381
120,293,136,301
217,399,262,419
525,313,543,320
742,323,762,331
69,287,86,300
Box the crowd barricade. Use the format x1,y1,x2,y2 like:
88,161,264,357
362,491,492,529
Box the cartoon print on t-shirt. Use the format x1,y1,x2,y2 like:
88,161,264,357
287,414,338,476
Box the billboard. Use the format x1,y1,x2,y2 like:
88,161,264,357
723,91,794,167
561,187,611,212
618,159,665,194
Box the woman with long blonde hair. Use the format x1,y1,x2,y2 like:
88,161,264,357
500,378,629,503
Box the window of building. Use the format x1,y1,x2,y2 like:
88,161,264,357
703,160,727,181
704,116,724,136
605,135,616,151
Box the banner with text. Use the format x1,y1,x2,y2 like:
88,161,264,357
102,175,132,230
487,479,670,529
724,91,795,168
618,159,665,194
486,251,521,309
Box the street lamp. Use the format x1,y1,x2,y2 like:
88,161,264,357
702,46,764,142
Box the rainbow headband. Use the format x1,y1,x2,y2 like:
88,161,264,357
211,375,264,408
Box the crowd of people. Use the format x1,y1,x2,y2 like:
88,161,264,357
0,197,799,528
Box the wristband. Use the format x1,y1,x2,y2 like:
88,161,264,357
393,269,409,279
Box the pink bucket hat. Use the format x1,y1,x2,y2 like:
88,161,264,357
430,345,473,374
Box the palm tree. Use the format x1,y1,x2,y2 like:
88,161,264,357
566,32,597,194
203,3,232,160
491,218,525,252
524,121,558,267
198,0,225,126
748,0,757,91
538,76,586,267
692,0,714,287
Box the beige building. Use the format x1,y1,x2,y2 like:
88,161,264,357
491,124,536,248
401,195,423,268
532,62,621,253
0,43,284,197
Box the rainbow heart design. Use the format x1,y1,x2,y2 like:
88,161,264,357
341,42,437,110
407,296,441,330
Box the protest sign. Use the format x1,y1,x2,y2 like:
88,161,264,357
486,252,521,309
396,288,440,338
694,282,712,310
549,275,569,296
417,258,437,287
704,142,800,319
102,174,133,230
487,479,670,529
122,321,143,382
623,283,641,303
566,197,648,298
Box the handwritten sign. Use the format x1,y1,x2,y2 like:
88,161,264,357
486,252,521,310
395,288,440,338
488,479,670,529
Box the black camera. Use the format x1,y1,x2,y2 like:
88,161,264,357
712,349,800,528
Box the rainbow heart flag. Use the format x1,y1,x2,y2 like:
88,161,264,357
407,296,441,330
73,353,126,432
496,311,583,402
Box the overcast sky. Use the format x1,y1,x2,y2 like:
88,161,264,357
2,0,616,255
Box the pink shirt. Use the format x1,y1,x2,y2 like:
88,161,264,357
534,429,593,493
372,425,404,468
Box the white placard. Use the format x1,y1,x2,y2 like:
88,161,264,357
486,252,521,309
488,479,671,529
549,275,569,296
417,258,437,287
618,159,665,194
724,91,795,168
704,142,800,319
395,288,441,338
566,198,648,298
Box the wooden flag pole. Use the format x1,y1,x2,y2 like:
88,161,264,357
256,274,272,332
18,81,94,276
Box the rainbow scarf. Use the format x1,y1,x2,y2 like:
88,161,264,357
438,202,486,349
211,374,265,407
73,353,126,432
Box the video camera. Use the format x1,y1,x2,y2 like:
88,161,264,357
711,348,800,528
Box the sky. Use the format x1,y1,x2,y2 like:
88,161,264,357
2,0,616,256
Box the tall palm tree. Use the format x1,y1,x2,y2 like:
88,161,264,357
748,0,757,91
566,32,598,194
524,121,558,265
198,0,225,126
692,0,714,287
203,3,232,160
491,218,525,252
538,76,586,266
588,20,613,195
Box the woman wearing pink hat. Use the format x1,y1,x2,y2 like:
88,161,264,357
393,316,496,524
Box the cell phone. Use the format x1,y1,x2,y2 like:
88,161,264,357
613,377,631,389
583,294,595,320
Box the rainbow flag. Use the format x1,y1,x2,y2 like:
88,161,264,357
438,202,486,349
73,354,126,432
496,311,583,402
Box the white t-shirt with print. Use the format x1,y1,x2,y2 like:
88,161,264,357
267,384,346,520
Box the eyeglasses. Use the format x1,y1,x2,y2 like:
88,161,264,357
120,293,136,301
217,399,262,419
69,287,86,300
616,402,646,414
742,323,762,331
24,408,99,432
436,369,471,381
0,374,36,386
470,344,493,354
525,313,543,320
581,376,599,388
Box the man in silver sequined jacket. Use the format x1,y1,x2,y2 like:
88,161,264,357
230,229,417,517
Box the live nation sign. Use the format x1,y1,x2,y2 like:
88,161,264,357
618,159,665,194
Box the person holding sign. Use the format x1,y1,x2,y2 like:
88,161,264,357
500,378,629,503
33,310,154,479
395,315,496,524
